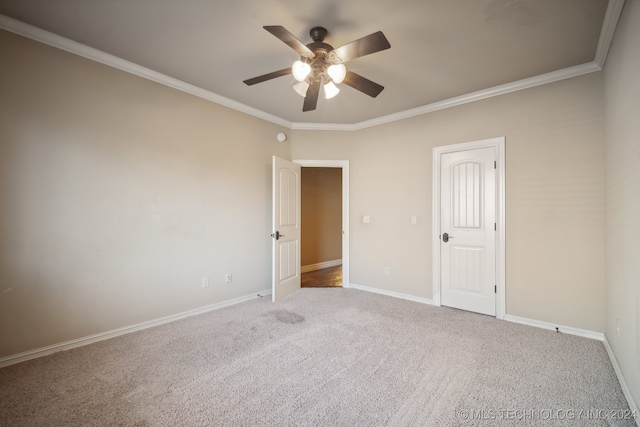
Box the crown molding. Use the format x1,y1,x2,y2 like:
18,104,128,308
291,122,356,131
291,61,601,131
595,0,626,68
1,2,624,132
0,14,292,129
344,62,602,131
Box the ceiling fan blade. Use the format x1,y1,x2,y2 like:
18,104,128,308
342,71,384,98
332,31,391,62
243,68,291,86
264,26,315,58
303,81,320,112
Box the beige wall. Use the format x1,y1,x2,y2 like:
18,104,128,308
292,72,605,333
603,0,640,408
0,30,291,358
0,14,622,378
301,168,342,266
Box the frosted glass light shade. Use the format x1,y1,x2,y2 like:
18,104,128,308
327,64,346,84
292,61,311,81
324,81,340,99
293,80,309,97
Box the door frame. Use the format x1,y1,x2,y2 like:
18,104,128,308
293,159,350,288
432,137,505,319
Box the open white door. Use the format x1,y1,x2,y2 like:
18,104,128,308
272,156,301,302
440,147,496,316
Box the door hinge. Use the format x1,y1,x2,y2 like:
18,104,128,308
494,161,496,169
495,285,497,293
494,223,496,231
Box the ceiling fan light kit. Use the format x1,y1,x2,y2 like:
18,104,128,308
243,25,390,112
327,64,346,84
293,80,310,97
323,81,340,99
291,50,344,100
292,60,311,81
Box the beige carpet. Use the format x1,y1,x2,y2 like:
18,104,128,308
0,288,635,426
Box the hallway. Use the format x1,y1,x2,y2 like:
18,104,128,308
301,266,342,288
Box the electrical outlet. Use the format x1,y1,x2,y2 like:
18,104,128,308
225,273,232,283
202,277,209,288
384,267,390,276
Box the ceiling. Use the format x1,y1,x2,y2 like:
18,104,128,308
0,0,617,128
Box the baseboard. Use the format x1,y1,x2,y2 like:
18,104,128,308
348,287,603,341
349,283,434,305
300,259,342,274
603,335,640,423
503,314,604,341
350,288,640,419
0,289,270,369
341,289,638,419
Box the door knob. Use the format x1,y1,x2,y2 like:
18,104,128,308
442,232,453,243
270,231,284,240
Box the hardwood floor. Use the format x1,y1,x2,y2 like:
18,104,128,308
301,266,342,288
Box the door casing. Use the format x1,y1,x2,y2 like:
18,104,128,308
294,159,350,288
432,137,505,319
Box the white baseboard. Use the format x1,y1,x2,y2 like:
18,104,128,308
349,283,434,305
603,335,640,423
503,314,604,341
301,259,342,274
344,289,603,341
0,289,270,369
348,286,605,343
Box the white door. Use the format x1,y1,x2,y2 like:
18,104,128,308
272,156,301,302
440,147,496,316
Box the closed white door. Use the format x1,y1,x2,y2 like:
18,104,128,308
272,156,301,302
440,147,496,316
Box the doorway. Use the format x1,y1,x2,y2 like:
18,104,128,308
432,138,505,319
300,167,342,287
294,160,350,288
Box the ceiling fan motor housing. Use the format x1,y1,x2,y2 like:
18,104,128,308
301,27,338,83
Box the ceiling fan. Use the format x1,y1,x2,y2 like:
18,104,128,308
243,26,391,112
